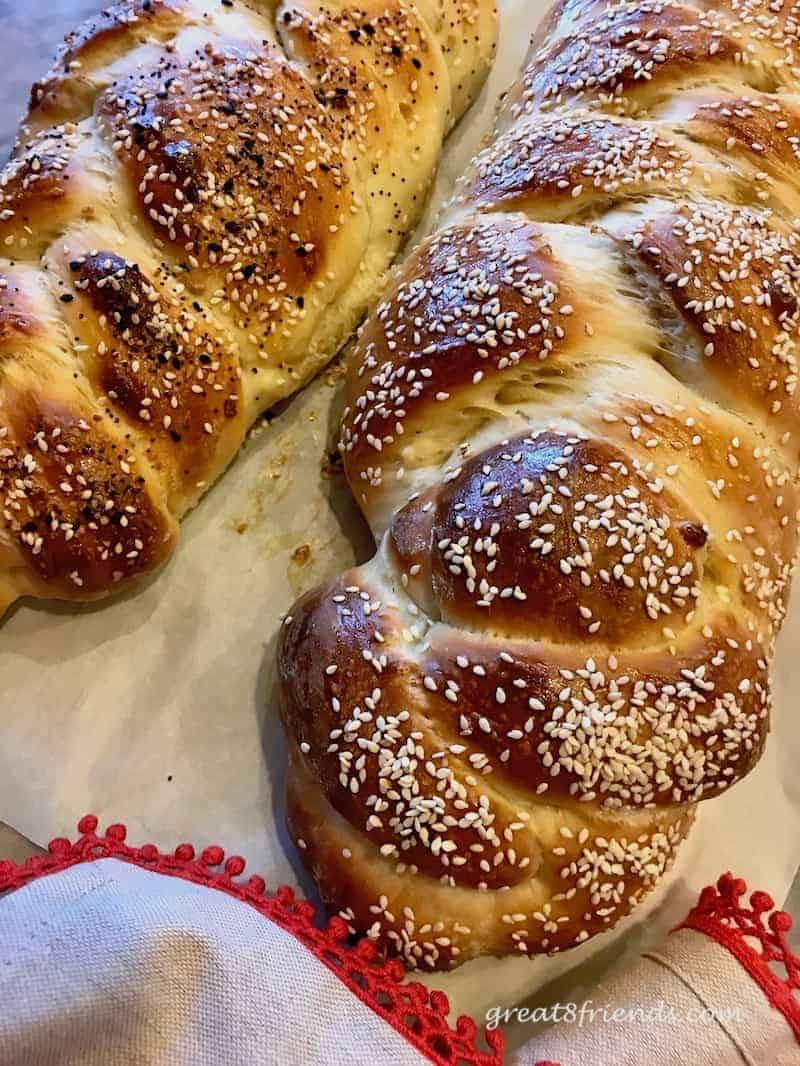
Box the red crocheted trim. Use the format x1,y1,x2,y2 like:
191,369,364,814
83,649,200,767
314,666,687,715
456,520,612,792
675,871,800,1042
0,816,503,1066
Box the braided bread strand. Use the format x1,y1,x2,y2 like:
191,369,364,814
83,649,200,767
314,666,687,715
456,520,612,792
279,0,800,969
0,0,496,613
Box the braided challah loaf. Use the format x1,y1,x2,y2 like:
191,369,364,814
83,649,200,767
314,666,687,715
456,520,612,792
0,0,496,613
278,0,800,969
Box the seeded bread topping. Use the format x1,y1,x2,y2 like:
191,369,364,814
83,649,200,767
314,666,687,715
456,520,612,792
278,0,800,970
0,0,497,611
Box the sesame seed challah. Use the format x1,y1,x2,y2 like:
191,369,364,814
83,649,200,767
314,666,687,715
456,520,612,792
278,0,800,969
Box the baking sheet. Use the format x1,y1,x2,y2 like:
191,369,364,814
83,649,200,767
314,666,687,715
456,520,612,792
1,0,800,1037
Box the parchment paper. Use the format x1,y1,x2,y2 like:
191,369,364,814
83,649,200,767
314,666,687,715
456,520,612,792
1,0,799,1039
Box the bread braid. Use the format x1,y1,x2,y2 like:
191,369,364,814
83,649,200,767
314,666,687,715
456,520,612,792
278,0,800,969
0,0,496,613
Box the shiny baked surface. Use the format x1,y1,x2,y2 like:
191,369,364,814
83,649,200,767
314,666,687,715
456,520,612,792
279,0,800,969
0,0,497,612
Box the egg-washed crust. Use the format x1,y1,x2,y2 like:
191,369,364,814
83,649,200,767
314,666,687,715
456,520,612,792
279,0,800,970
0,0,497,612
0,385,176,601
26,0,191,133
286,753,694,968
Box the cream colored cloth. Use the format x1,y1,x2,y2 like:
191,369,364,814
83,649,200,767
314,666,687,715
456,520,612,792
0,855,796,1064
514,929,798,1065
0,858,429,1066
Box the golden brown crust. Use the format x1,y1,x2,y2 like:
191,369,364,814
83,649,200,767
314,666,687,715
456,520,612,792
26,0,189,133
420,624,768,809
278,0,800,970
98,40,354,321
684,91,800,180
393,430,708,645
0,127,115,259
520,3,747,116
511,0,800,123
0,0,496,609
286,755,694,966
340,216,655,521
341,218,577,495
461,113,700,217
65,249,244,494
584,393,798,640
0,274,42,353
610,201,800,436
280,575,542,892
0,387,175,600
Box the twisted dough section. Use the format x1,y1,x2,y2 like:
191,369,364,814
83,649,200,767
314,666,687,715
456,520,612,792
0,0,496,611
279,0,800,969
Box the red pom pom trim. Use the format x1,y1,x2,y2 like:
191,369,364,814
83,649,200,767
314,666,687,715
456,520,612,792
5,820,799,1062
0,817,503,1066
674,871,800,1042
